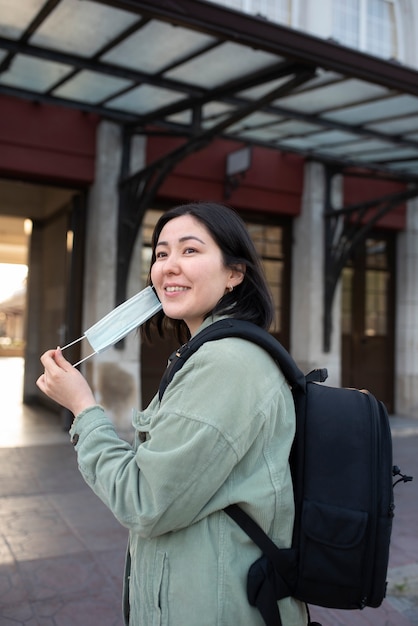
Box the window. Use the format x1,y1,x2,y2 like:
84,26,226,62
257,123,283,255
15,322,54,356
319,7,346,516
342,237,390,338
206,0,291,25
242,221,286,334
141,209,165,287
364,238,389,336
332,0,397,59
365,269,389,336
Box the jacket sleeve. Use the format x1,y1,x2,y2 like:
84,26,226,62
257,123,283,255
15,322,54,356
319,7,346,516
69,339,282,537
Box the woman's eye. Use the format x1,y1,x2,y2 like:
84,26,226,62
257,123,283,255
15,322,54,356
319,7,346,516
156,251,167,259
184,247,197,254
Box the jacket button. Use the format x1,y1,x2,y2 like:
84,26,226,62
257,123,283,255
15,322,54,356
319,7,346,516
71,433,79,446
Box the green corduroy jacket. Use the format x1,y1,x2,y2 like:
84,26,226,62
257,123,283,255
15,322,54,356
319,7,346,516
69,316,307,626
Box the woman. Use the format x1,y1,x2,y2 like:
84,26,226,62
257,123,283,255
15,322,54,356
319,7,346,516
37,202,307,626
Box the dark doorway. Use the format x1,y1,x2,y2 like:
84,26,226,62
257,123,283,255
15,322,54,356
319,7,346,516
341,233,396,412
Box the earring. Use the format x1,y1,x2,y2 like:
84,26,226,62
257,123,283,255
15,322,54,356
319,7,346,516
228,285,234,293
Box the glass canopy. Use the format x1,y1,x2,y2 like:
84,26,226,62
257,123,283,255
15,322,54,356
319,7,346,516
1,0,418,180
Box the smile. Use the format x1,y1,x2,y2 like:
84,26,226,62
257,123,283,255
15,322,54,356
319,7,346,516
165,286,189,292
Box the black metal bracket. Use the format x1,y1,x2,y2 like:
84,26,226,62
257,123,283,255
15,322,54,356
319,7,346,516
114,64,317,349
323,167,418,352
225,171,247,199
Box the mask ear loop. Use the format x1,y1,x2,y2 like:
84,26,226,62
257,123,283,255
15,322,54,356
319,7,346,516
72,351,97,367
60,336,97,367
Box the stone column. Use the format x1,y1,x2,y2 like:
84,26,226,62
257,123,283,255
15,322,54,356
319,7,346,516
81,122,146,436
395,196,418,416
290,161,342,386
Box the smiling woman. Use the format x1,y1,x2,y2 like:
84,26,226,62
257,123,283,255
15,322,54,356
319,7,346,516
144,202,275,344
150,214,244,336
36,201,307,626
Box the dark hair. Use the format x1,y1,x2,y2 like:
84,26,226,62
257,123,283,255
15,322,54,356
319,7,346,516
144,202,275,343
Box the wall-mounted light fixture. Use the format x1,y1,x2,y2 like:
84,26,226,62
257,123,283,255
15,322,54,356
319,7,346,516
23,219,33,236
66,230,74,253
224,146,252,199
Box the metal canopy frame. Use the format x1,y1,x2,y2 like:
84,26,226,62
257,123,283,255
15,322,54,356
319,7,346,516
2,0,418,349
2,0,418,178
116,63,315,307
324,170,418,351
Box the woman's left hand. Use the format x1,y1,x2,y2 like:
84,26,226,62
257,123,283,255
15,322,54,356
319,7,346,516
36,347,97,416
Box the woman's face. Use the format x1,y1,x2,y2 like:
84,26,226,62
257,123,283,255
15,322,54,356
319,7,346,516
151,214,243,335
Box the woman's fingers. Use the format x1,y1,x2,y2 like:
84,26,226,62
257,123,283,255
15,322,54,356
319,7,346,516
37,346,97,415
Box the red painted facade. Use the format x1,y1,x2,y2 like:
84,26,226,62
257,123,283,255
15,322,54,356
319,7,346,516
0,95,408,230
0,95,98,186
146,135,304,216
343,175,406,230
147,135,407,229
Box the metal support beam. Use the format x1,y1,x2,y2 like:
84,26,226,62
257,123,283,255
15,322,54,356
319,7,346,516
114,66,316,341
323,170,418,352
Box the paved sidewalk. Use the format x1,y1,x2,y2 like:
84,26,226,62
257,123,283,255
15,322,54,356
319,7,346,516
0,357,417,625
0,357,128,625
0,444,128,626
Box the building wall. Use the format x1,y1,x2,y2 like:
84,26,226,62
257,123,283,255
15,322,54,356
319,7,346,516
146,135,304,216
396,198,418,416
207,0,418,414
3,0,418,418
212,0,418,67
0,95,98,186
291,162,342,386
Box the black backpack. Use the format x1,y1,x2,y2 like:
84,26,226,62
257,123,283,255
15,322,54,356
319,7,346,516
158,318,412,626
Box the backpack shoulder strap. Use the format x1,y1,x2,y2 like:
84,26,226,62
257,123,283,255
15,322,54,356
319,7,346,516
158,318,306,401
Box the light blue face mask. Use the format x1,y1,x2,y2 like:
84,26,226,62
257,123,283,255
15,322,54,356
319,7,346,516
61,286,162,366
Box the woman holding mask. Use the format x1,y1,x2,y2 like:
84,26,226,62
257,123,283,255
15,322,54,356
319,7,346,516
37,202,307,626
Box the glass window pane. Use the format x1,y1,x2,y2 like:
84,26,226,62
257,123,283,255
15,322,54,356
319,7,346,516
249,0,290,24
333,0,398,59
103,22,216,73
165,42,278,89
332,0,360,49
364,238,389,336
0,55,72,92
107,84,186,115
206,0,290,24
246,221,285,332
366,0,397,59
141,210,164,285
0,0,47,40
30,0,139,57
365,269,388,336
53,71,133,103
365,239,388,269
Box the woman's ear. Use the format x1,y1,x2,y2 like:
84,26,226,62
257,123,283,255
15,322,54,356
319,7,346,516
229,263,246,288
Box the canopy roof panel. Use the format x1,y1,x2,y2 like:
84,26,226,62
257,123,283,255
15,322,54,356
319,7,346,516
1,0,418,181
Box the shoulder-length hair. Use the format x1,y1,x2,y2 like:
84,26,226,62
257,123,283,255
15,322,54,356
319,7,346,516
143,202,275,343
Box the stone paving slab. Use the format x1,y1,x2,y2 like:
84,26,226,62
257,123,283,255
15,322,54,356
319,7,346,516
0,444,127,626
0,417,416,625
